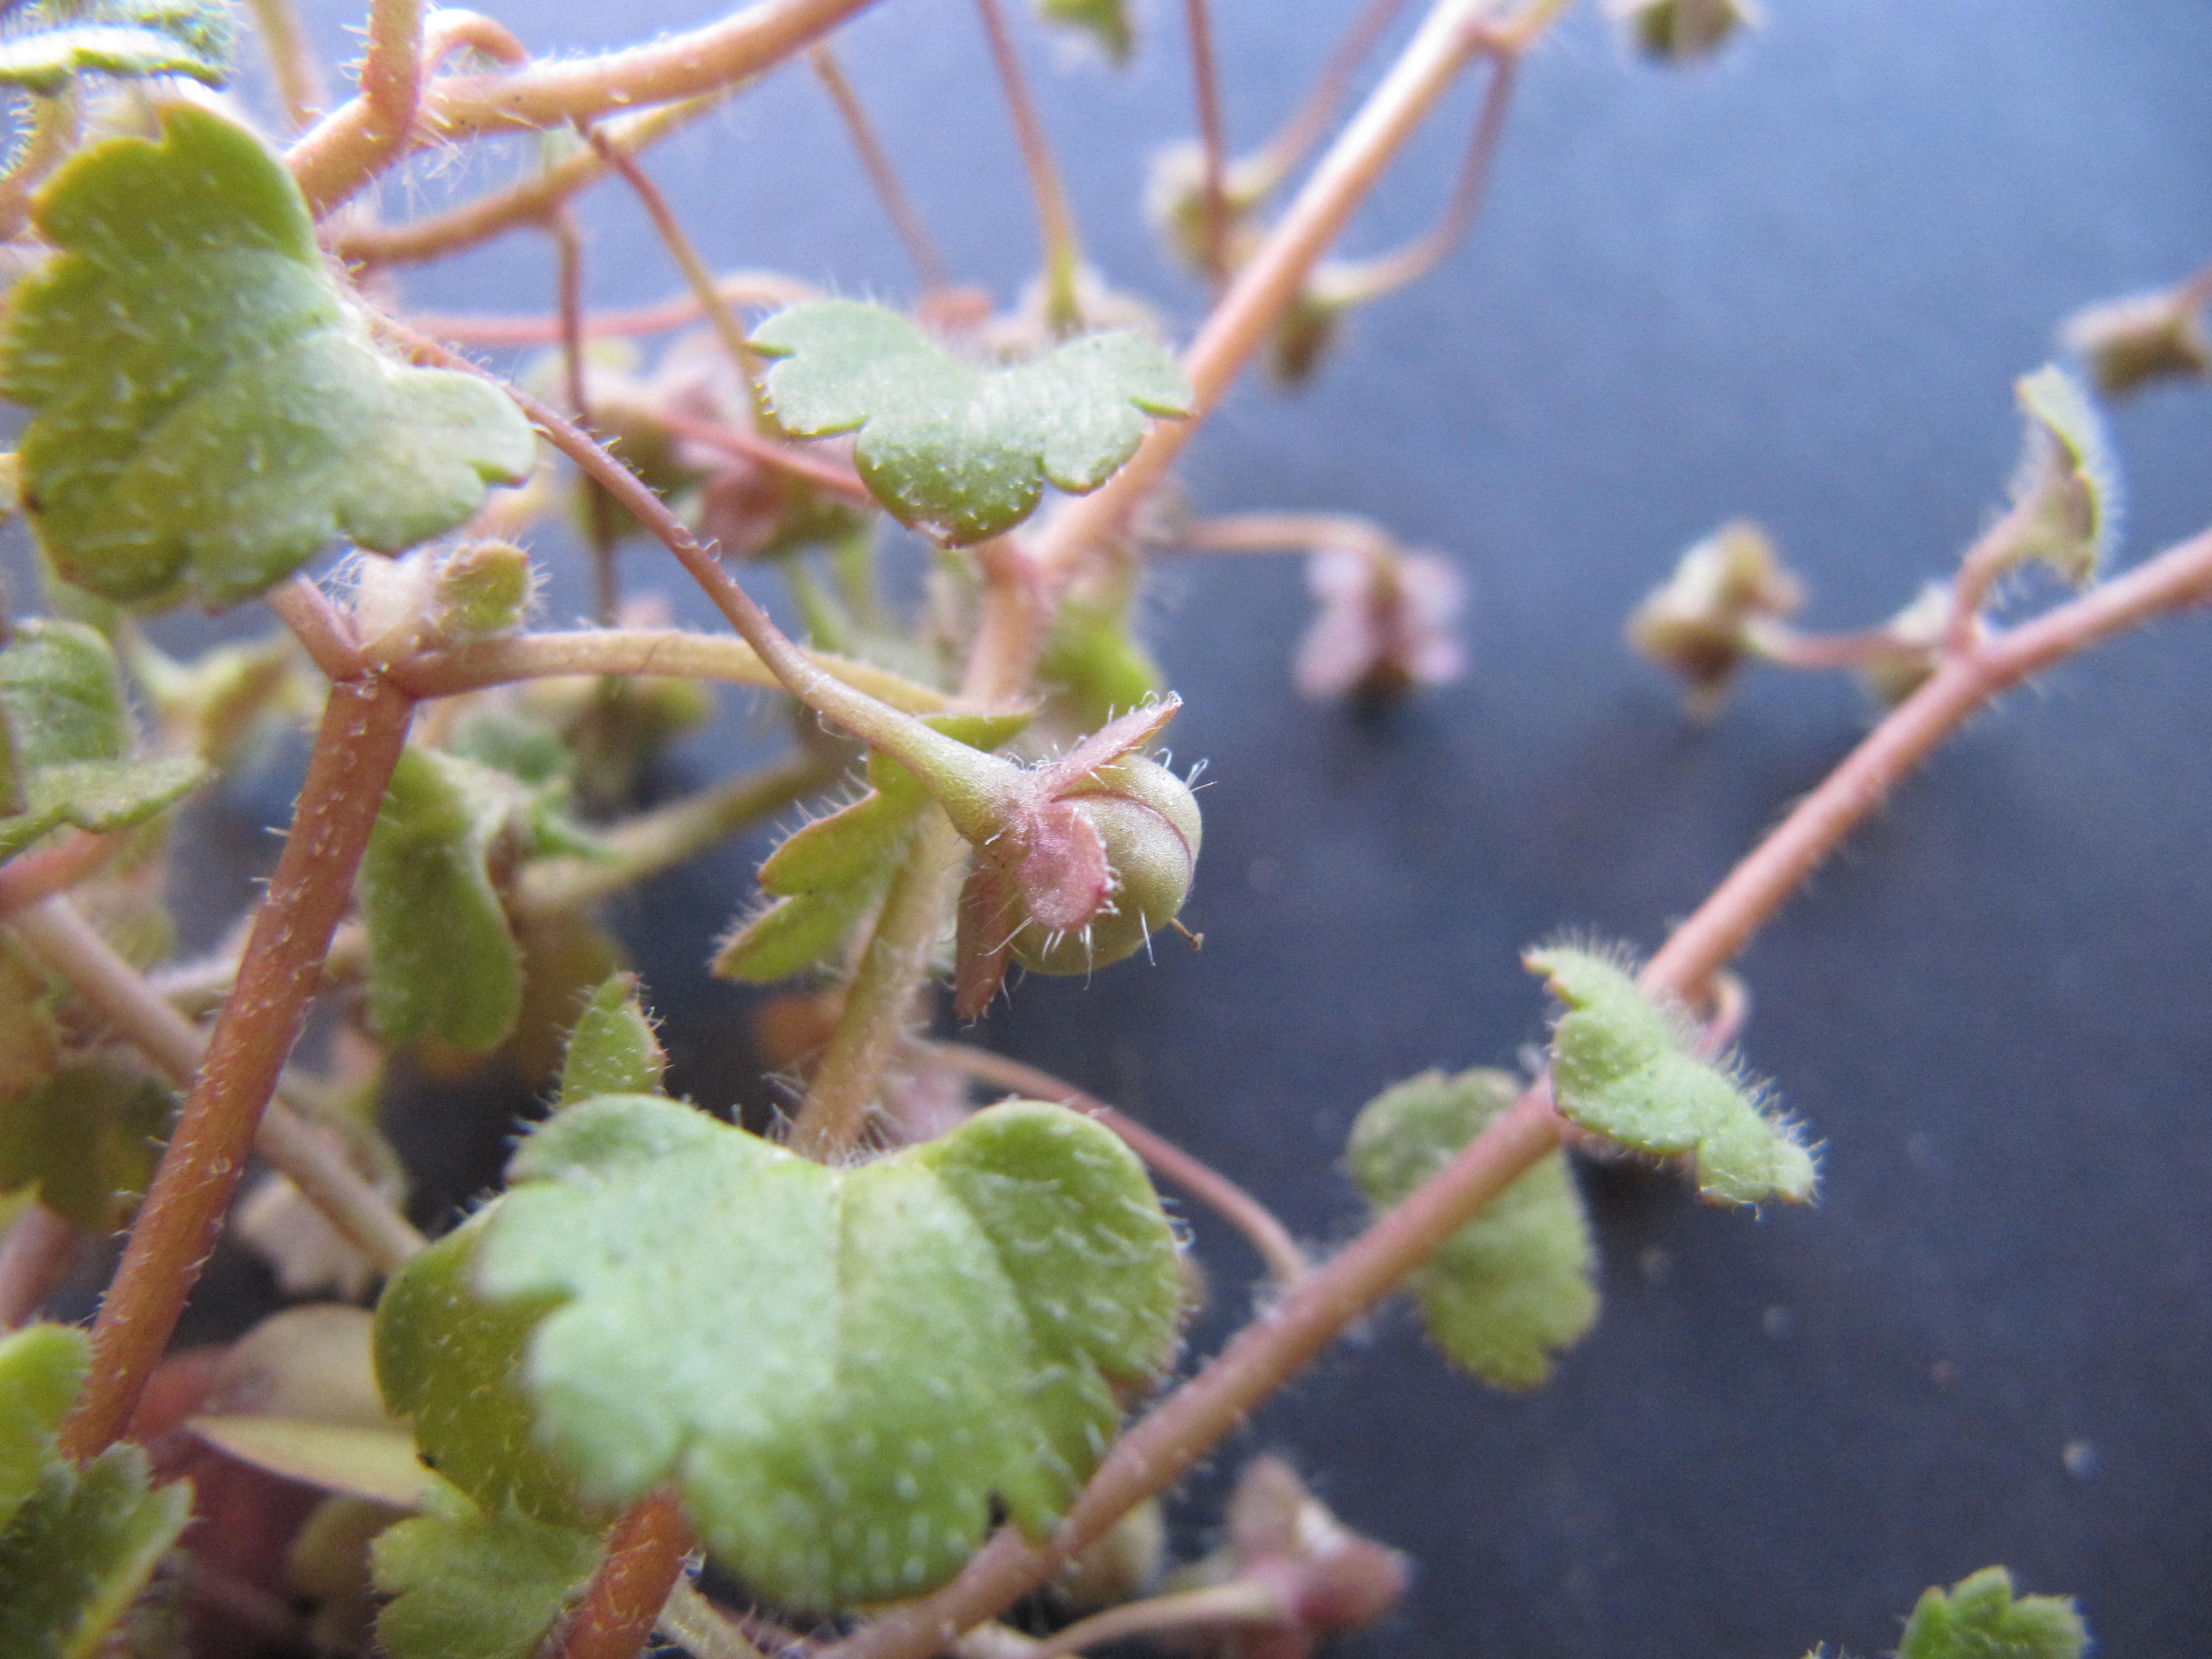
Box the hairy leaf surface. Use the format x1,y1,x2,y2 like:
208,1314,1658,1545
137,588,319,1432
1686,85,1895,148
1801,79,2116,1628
374,1215,588,1528
474,1094,1181,1608
716,711,1027,983
0,620,205,859
0,105,534,608
1898,1567,2088,1659
370,1478,603,1659
1349,1067,1598,1389
556,974,667,1107
0,0,233,92
1525,945,1818,1206
753,300,1188,545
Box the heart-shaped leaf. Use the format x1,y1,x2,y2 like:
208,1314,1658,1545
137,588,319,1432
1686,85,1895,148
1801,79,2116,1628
0,0,233,93
469,1094,1181,1609
371,1477,604,1659
1525,943,1818,1206
0,105,535,608
753,300,1190,546
0,619,207,860
1348,1067,1598,1390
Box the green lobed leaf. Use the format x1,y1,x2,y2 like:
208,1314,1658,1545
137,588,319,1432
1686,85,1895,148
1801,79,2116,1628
374,1214,590,1528
0,105,535,608
0,1057,175,1231
1897,1567,2088,1659
1035,0,1132,63
1348,1068,1598,1390
0,1328,191,1659
1524,944,1818,1207
473,1094,1182,1608
358,748,526,1052
753,300,1190,546
1,1324,87,1536
556,974,667,1107
0,0,234,93
370,1477,604,1659
0,619,207,860
715,711,1029,983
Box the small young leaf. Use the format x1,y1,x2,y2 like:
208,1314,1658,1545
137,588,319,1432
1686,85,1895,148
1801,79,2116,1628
1348,1068,1598,1390
374,1214,590,1529
753,300,1190,546
0,105,535,608
716,712,1028,984
1,1323,86,1535
0,620,207,860
0,0,234,93
475,1095,1182,1608
1524,944,1818,1206
1897,1567,2088,1659
1035,0,1132,63
556,974,667,1107
1615,0,1759,62
0,1327,191,1659
358,749,527,1052
370,1477,604,1659
2006,364,2121,586
0,1057,175,1231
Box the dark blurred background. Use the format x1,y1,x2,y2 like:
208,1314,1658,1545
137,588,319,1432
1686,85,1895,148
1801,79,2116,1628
156,2,2212,1654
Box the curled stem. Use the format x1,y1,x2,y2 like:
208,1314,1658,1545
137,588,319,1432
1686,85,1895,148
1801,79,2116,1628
59,671,416,1459
923,1041,1312,1288
973,0,1085,332
809,43,952,294
293,0,882,215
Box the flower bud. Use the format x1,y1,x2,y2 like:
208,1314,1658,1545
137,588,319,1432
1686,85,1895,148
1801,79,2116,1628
1626,520,1801,718
1008,755,1202,975
2061,286,2211,398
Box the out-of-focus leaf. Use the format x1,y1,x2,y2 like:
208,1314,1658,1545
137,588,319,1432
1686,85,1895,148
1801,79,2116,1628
474,1095,1181,1608
0,0,233,93
1348,1067,1598,1389
0,106,534,608
2006,364,2121,586
358,748,526,1052
1524,943,1818,1206
1037,594,1166,733
0,1057,174,1230
370,1477,603,1659
1036,0,1131,62
1615,0,1759,62
0,1325,192,1659
753,300,1189,545
0,620,206,860
1897,1567,2088,1659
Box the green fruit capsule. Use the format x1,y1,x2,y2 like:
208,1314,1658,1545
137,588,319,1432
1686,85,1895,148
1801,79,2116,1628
1010,757,1201,975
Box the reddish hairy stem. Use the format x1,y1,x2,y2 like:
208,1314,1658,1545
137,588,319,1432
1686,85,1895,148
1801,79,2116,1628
554,1490,696,1659
654,409,875,505
924,1041,1311,1288
824,520,2212,1659
354,0,427,186
59,672,415,1459
293,0,882,215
